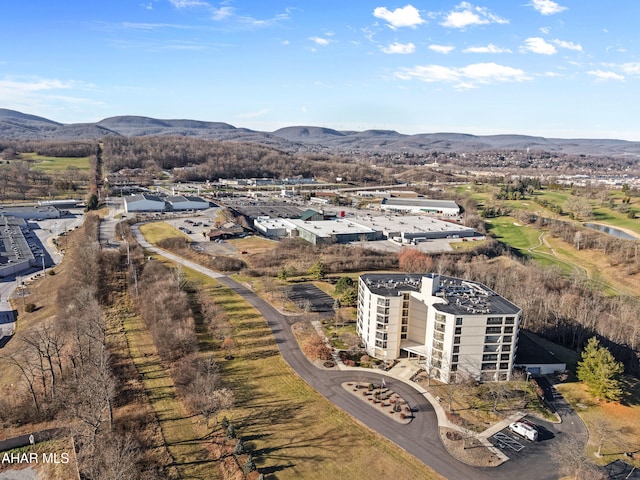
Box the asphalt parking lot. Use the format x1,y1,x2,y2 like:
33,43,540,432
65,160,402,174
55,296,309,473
287,283,336,313
489,415,559,475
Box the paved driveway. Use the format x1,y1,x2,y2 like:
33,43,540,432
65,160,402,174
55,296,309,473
132,225,569,480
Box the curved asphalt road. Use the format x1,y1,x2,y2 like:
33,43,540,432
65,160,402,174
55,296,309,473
133,226,568,480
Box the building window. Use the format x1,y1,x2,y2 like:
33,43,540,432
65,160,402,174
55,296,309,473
500,362,510,370
483,354,498,362
403,293,410,300
500,353,510,361
455,317,463,326
485,336,500,344
502,335,512,343
505,317,515,325
402,309,409,317
504,326,514,334
434,331,445,341
453,346,460,353
502,345,511,352
487,317,503,325
436,313,446,322
452,355,459,363
485,326,502,334
454,336,461,345
481,363,497,371
432,339,444,351
455,327,462,335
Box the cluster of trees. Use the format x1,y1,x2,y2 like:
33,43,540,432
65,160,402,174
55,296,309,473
6,215,152,479
101,136,390,184
431,252,640,374
128,252,235,430
0,140,96,158
0,158,89,200
245,238,398,277
134,261,197,361
550,221,640,272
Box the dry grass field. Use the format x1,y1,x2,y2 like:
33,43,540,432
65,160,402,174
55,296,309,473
556,381,640,467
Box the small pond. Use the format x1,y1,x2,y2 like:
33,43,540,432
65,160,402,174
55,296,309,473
583,223,639,240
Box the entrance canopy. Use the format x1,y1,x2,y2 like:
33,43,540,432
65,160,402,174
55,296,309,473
400,340,428,358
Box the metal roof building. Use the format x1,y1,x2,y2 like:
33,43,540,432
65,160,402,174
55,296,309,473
166,195,210,211
124,193,166,212
380,198,460,217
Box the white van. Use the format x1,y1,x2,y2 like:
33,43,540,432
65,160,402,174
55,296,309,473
509,420,538,441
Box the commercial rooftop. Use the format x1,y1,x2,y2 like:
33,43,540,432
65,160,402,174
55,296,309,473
361,273,520,316
381,198,459,209
126,193,165,204
351,214,475,238
288,218,377,238
0,216,35,265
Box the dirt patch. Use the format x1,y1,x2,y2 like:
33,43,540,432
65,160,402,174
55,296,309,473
440,427,502,467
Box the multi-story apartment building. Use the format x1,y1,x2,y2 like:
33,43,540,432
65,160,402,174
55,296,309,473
357,273,522,383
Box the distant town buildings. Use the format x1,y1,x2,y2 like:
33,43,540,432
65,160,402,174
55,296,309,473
357,273,522,383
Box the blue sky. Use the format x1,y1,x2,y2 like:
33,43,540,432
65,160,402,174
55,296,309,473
2,1,639,139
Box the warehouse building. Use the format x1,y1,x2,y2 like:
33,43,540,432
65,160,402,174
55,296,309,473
351,214,476,243
380,198,460,217
0,216,36,277
287,218,381,245
0,303,16,340
124,194,166,212
166,195,210,211
0,205,61,220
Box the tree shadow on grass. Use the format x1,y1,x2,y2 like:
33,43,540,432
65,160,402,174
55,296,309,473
620,376,640,406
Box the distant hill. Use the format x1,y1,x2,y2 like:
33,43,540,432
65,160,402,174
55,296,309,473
1,108,640,157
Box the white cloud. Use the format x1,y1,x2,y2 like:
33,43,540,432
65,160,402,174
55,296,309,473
463,43,511,54
441,2,508,29
620,63,640,75
521,37,557,55
309,36,331,46
373,5,425,29
552,39,582,51
529,0,567,15
381,42,416,54
212,6,234,21
587,70,624,82
428,44,455,54
169,0,209,8
395,62,529,88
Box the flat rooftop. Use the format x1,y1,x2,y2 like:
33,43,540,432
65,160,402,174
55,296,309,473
361,273,520,316
351,214,475,235
288,218,376,238
0,217,35,265
382,198,459,209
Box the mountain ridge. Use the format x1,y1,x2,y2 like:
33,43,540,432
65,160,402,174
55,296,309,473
1,108,639,157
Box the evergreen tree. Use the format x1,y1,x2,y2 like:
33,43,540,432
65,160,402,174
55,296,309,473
576,337,624,402
308,261,326,280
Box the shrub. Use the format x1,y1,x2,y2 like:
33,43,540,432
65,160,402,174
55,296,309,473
47,269,56,276
244,455,256,473
302,334,333,360
24,303,36,313
226,424,236,440
234,439,245,455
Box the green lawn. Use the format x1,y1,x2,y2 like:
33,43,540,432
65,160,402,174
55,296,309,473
19,153,91,173
140,232,444,479
139,221,189,243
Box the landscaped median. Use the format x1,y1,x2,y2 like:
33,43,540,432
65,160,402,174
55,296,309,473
343,382,414,424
